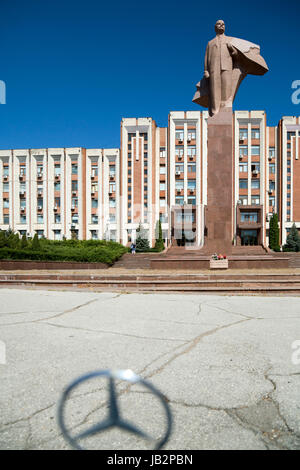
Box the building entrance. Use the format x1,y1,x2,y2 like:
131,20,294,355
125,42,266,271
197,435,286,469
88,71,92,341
241,229,258,246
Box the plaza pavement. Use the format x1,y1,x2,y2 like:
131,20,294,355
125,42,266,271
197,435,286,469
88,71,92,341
0,287,299,450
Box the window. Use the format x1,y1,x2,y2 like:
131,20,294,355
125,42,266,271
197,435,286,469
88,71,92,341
109,166,116,177
160,183,166,191
251,129,260,139
20,215,26,224
159,213,168,223
239,129,248,140
175,181,184,190
188,163,196,173
251,163,260,172
269,197,275,207
188,180,196,190
251,196,260,205
187,130,196,140
54,181,60,191
269,181,275,191
91,166,98,177
239,163,248,172
175,164,184,173
175,130,184,141
251,179,260,189
269,147,275,158
239,146,247,157
37,214,44,224
239,179,248,189
109,183,116,193
269,164,275,174
251,146,260,156
160,199,166,207
72,181,78,191
91,183,98,192
54,165,61,176
241,212,258,222
72,198,78,208
187,196,196,205
238,196,248,205
20,199,26,209
109,199,116,208
160,166,166,175
3,167,9,177
55,214,61,223
287,132,295,140
20,182,26,191
92,199,98,208
36,230,44,239
175,196,184,206
55,197,60,208
3,183,9,192
91,230,98,240
19,167,26,176
72,214,79,224
175,146,184,156
72,164,78,175
160,147,166,158
109,214,116,223
54,230,61,241
3,215,9,224
3,199,9,208
187,146,196,156
37,198,43,208
37,166,43,177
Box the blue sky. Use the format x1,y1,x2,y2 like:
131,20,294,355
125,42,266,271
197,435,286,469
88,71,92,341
0,0,300,149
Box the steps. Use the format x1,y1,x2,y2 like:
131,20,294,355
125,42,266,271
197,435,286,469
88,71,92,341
110,253,152,269
1,273,300,294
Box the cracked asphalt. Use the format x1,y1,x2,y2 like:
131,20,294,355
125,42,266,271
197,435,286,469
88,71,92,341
0,288,299,450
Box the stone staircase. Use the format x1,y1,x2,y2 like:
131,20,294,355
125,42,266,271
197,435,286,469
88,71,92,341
111,253,152,269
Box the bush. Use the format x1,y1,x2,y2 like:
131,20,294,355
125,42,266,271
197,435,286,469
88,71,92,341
154,220,164,252
283,223,300,252
0,237,128,265
136,223,150,252
269,213,280,252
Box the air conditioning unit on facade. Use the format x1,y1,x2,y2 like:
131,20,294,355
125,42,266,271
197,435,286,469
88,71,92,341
38,206,43,211
20,191,25,196
190,189,195,193
237,199,242,205
54,207,58,211
72,191,77,196
252,170,258,176
175,171,181,176
268,190,273,195
71,206,75,211
3,175,8,180
55,174,60,179
268,156,273,161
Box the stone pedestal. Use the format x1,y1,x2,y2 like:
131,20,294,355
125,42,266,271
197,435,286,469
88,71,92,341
205,108,233,254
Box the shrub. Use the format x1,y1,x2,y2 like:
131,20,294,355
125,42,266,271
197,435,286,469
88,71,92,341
136,223,150,252
283,223,300,252
154,220,164,252
269,213,280,252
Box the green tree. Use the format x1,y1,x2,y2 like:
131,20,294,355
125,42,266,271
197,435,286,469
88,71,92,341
31,233,40,251
269,213,280,251
283,223,300,252
20,233,28,249
136,222,150,252
154,220,164,252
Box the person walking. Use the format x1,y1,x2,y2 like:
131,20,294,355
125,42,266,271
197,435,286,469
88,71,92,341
130,242,136,254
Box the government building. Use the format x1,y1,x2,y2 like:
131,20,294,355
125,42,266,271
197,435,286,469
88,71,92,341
0,111,299,248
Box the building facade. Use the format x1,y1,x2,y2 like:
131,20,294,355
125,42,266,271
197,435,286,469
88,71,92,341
1,111,300,248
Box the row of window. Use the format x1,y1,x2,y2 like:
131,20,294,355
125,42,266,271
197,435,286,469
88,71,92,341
239,129,260,140
239,163,275,173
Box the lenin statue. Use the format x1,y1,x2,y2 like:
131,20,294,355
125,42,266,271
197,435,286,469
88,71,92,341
193,20,269,116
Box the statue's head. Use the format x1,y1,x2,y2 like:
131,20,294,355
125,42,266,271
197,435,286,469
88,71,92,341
215,19,225,34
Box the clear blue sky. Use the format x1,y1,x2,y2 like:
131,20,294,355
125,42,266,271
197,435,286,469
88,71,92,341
0,0,300,149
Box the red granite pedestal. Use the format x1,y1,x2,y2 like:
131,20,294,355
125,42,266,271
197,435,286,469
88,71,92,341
204,107,233,254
